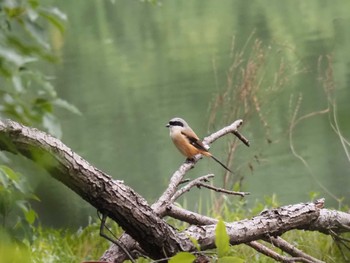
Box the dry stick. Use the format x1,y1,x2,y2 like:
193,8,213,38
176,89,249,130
196,182,249,197
99,213,135,263
166,204,218,225
232,129,250,147
171,174,250,203
266,237,325,263
202,119,244,146
329,229,350,261
248,241,314,263
170,174,215,203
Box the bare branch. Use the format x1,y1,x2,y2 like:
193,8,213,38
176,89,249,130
309,209,350,234
166,204,218,225
166,205,325,263
196,182,250,197
170,174,215,203
232,129,250,147
266,237,325,263
202,119,244,146
99,213,136,263
184,201,321,250
248,241,315,263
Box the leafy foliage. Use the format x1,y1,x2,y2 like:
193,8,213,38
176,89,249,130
0,1,78,261
0,165,39,243
0,0,79,138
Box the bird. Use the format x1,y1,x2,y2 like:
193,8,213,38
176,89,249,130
166,117,232,173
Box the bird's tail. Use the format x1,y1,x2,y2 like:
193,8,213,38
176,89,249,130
210,155,232,173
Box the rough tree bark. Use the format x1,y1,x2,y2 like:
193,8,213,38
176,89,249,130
0,119,192,260
0,118,349,263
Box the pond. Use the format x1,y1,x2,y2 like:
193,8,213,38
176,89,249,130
36,0,350,227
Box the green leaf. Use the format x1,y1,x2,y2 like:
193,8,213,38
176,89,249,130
28,193,41,202
169,252,196,263
218,256,245,263
36,99,54,113
23,19,50,50
39,7,67,33
12,75,24,92
0,47,37,67
17,200,29,213
53,98,81,115
215,218,230,258
0,165,19,182
188,235,200,251
24,208,37,224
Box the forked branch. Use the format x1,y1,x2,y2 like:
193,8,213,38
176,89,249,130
1,119,349,263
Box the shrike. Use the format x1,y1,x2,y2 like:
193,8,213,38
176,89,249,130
166,117,232,173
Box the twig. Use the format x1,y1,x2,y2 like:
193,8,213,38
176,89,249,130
288,94,340,202
170,174,215,202
196,182,249,197
248,241,314,263
267,236,325,263
329,228,350,262
151,162,195,214
202,119,244,146
232,130,250,147
179,179,191,185
98,212,136,263
330,103,350,162
331,233,349,263
166,204,218,225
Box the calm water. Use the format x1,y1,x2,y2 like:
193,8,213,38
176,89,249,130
35,0,350,227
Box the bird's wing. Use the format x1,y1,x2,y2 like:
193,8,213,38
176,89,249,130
181,130,209,152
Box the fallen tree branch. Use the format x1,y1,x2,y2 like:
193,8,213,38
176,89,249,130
184,201,320,249
0,119,193,260
1,119,349,263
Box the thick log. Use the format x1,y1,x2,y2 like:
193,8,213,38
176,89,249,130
0,119,193,260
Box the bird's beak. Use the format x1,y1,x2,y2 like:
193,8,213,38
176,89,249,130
166,123,170,128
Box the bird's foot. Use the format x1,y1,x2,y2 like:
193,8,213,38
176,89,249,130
185,157,195,163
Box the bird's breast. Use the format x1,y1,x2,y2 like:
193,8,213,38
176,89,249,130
171,131,205,158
